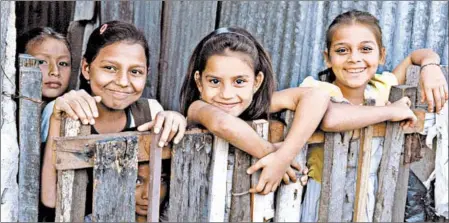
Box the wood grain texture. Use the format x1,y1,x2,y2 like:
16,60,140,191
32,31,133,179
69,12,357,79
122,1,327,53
147,132,162,222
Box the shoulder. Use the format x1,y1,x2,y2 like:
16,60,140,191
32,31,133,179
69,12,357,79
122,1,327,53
41,100,56,143
300,76,345,101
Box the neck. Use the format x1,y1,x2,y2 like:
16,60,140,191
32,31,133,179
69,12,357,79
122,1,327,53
136,215,146,223
334,81,366,105
94,102,127,133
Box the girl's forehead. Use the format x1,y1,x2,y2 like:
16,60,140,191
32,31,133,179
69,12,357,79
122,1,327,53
203,54,255,78
331,24,378,46
27,37,70,56
95,41,146,65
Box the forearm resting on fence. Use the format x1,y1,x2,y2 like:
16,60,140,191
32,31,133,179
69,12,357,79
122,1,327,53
41,115,61,208
187,100,275,158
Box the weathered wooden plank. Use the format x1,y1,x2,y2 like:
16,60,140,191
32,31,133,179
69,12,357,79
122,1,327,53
250,120,275,222
55,119,90,222
73,1,96,20
274,110,306,222
147,132,162,222
91,137,138,222
168,133,214,222
318,131,352,222
54,131,171,170
342,139,360,222
66,21,86,91
17,55,42,222
229,147,252,222
374,85,416,222
208,136,229,221
353,99,375,222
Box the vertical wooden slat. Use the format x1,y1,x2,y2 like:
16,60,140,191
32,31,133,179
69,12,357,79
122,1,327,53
92,136,138,222
168,133,214,222
374,85,416,222
274,110,307,222
229,147,252,222
343,139,360,222
55,119,90,222
17,55,42,222
147,133,162,222
353,99,375,222
318,131,352,222
208,136,229,221
250,120,275,222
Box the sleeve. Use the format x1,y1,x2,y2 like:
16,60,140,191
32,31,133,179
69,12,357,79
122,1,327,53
41,100,55,143
366,72,399,105
148,99,164,120
300,76,348,103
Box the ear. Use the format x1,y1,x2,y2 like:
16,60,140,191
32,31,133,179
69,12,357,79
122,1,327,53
194,71,203,94
323,50,332,68
81,58,90,81
379,47,386,65
254,71,265,93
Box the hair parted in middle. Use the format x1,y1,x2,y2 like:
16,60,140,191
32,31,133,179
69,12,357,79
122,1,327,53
179,27,276,120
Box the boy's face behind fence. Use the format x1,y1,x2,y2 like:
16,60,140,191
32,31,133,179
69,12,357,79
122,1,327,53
325,24,385,90
81,41,147,110
135,164,168,217
27,37,71,99
195,53,263,117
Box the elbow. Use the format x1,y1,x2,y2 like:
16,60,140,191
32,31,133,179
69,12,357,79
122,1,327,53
319,103,339,132
207,114,234,138
309,88,331,108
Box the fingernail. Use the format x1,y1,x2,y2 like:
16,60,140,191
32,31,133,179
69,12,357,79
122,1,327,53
90,119,95,125
154,128,160,134
158,141,164,147
83,119,88,125
94,112,99,117
174,139,179,144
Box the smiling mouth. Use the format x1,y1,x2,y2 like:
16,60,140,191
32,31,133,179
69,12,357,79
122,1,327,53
345,68,366,74
106,89,134,98
137,205,148,211
45,82,62,89
216,102,239,110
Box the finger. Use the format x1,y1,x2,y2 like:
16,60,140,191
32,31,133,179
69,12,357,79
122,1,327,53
444,83,449,100
76,97,95,125
286,167,297,183
153,112,166,134
68,99,89,125
262,182,272,195
167,120,180,143
78,94,97,124
282,173,289,184
433,88,442,113
290,159,301,171
425,88,434,112
159,115,174,147
303,166,309,175
420,81,426,103
300,175,308,186
80,91,99,118
56,98,78,120
94,96,102,103
247,160,264,175
173,121,186,144
440,86,446,111
256,178,267,193
137,120,156,131
272,182,279,192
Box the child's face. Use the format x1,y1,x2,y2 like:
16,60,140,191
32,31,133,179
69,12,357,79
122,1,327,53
195,52,263,117
27,37,71,99
81,41,147,110
325,24,385,90
135,164,168,217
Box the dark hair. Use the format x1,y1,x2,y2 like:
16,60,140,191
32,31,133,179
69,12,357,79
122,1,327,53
319,10,383,82
179,27,276,120
80,20,150,92
17,27,71,54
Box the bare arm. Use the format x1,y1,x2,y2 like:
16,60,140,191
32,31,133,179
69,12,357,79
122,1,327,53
187,100,275,158
392,48,441,84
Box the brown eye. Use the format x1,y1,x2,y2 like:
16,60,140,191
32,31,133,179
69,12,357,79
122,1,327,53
209,78,219,85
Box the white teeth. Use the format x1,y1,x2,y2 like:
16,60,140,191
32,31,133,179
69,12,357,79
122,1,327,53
346,68,365,73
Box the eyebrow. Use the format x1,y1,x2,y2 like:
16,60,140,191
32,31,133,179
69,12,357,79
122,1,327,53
333,40,376,47
100,59,146,68
33,53,70,59
204,74,250,78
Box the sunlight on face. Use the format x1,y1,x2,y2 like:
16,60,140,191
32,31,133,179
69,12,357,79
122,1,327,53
195,52,263,117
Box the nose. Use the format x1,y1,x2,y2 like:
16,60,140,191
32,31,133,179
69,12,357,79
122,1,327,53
348,50,362,63
220,84,234,99
115,71,130,87
48,61,60,77
142,185,148,200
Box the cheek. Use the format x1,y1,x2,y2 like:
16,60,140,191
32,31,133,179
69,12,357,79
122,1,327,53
200,86,218,102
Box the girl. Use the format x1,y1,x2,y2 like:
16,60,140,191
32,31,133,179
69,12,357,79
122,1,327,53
17,27,72,102
41,21,186,213
179,27,330,194
300,10,448,221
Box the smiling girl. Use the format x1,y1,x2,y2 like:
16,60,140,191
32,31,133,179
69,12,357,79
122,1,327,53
41,21,186,212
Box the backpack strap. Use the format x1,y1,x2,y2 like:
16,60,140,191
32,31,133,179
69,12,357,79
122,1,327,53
129,98,153,127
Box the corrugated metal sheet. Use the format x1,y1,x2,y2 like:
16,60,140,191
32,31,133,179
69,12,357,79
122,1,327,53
100,0,134,24
158,1,218,111
15,1,75,35
219,1,449,90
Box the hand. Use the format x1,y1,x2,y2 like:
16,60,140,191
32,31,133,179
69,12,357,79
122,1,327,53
137,111,187,147
386,97,418,128
271,142,309,185
419,64,448,113
52,90,101,124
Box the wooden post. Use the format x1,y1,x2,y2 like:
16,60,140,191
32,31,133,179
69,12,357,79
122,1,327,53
17,54,42,222
91,136,138,222
168,131,214,222
147,132,162,222
55,119,90,222
274,110,307,222
374,85,416,222
229,147,252,222
208,136,229,221
250,120,275,222
353,99,375,222
318,131,353,222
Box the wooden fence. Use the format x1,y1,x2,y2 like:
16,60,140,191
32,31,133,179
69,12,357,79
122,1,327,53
16,62,447,222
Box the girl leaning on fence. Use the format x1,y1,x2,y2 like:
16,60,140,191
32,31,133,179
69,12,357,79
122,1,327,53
40,21,186,221
299,10,448,221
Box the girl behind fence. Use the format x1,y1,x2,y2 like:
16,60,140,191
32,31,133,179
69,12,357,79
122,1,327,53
300,10,448,221
180,27,331,194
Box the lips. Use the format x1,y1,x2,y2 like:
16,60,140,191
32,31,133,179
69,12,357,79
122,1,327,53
345,67,366,74
137,205,148,211
44,81,62,89
215,102,239,110
105,89,134,99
